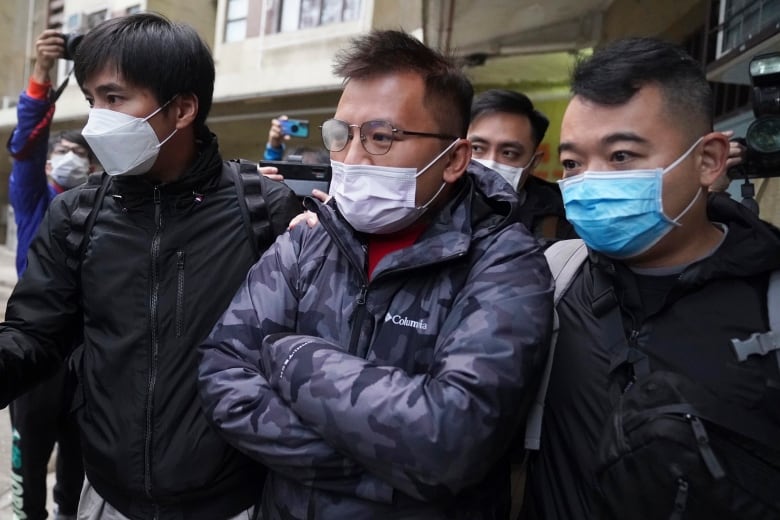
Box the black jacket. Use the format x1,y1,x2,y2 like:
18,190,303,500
0,135,301,519
522,194,780,519
519,175,577,247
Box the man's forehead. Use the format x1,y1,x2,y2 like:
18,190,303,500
53,140,88,154
562,92,663,138
469,112,534,146
335,72,426,118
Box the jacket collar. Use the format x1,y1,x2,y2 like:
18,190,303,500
308,162,523,279
680,193,780,284
592,193,780,289
110,131,223,200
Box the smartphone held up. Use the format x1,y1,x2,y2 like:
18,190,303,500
280,119,310,138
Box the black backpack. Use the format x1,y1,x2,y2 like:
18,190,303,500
64,159,298,266
594,271,780,520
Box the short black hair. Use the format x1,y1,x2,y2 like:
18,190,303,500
73,12,215,132
571,37,713,133
471,89,550,147
333,30,473,137
48,129,93,161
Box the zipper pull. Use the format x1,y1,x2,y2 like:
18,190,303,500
356,285,367,305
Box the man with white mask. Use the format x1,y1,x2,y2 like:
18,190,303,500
0,13,300,520
469,89,577,246
6,29,93,520
198,29,553,519
522,38,780,520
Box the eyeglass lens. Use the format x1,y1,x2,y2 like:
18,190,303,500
321,119,397,155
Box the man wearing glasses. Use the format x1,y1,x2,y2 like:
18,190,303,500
198,29,553,519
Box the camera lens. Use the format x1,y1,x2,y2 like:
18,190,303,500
62,33,84,61
747,117,780,154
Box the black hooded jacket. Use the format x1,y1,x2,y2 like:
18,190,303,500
0,135,301,519
522,193,780,519
519,175,577,246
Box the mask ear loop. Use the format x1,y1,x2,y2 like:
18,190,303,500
662,136,705,226
142,96,177,123
669,187,702,226
415,138,462,210
662,137,704,175
415,138,461,178
146,96,180,148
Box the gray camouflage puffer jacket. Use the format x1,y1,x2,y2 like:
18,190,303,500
198,164,554,519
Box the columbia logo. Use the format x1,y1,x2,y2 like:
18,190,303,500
384,313,428,331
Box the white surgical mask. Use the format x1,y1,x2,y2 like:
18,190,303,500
49,151,90,188
82,102,177,176
474,156,535,191
330,139,460,234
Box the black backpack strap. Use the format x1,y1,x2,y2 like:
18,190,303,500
227,159,301,261
227,160,269,260
589,259,651,396
65,172,111,270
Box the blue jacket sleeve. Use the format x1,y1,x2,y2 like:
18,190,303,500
8,91,55,276
263,143,284,161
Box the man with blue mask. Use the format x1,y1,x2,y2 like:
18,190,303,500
469,89,577,246
0,13,300,520
198,29,553,519
522,38,780,520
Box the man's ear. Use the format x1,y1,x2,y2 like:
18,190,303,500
699,131,729,189
442,139,472,184
173,93,199,130
526,150,544,175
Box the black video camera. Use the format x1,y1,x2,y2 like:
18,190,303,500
61,33,84,61
728,52,780,180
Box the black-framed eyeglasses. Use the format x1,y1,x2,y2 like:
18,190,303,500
320,118,458,156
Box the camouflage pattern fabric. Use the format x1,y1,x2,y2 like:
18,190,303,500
198,163,554,519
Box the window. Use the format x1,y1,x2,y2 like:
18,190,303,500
266,0,361,34
718,0,780,57
225,0,249,42
126,5,142,15
86,9,108,30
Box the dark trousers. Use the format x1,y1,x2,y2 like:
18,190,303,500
9,365,84,520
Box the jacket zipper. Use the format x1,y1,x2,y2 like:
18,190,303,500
144,186,163,499
347,284,368,355
318,210,467,358
622,327,641,393
175,251,185,338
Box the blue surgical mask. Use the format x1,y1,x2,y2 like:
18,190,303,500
559,137,703,258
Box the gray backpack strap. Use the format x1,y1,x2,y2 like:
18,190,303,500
731,270,780,372
525,239,588,450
